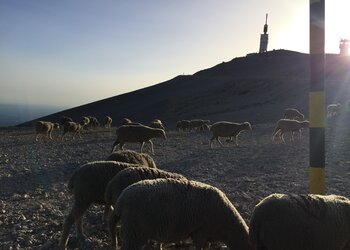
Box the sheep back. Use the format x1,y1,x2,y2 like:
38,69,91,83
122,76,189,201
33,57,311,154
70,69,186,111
67,161,141,204
284,108,304,120
210,121,251,137
249,193,350,250
105,167,186,206
106,150,157,169
115,178,250,249
115,125,166,143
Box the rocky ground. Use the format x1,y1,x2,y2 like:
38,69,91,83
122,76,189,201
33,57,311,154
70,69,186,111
0,115,349,249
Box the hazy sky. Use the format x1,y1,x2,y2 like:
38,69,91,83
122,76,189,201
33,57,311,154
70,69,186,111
1,0,349,108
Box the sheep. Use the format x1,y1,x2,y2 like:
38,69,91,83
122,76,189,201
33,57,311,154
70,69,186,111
58,161,144,250
327,103,342,117
60,116,73,125
113,178,250,250
209,121,252,148
121,118,132,125
104,115,113,128
106,149,157,169
80,116,90,129
249,193,350,250
283,108,304,120
34,121,60,141
272,119,309,143
189,119,211,132
176,120,191,132
88,116,100,129
112,125,166,154
61,121,83,140
105,167,186,250
149,119,165,130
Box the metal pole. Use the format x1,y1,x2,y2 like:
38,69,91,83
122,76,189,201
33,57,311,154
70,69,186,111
309,0,325,194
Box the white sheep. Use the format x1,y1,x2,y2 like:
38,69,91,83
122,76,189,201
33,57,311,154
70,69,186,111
176,120,191,132
272,119,309,143
189,119,211,132
249,193,350,250
61,121,83,140
80,116,90,129
112,125,166,154
34,121,60,141
149,119,165,130
121,118,132,125
283,108,304,120
60,116,73,125
105,167,186,250
58,160,146,250
106,149,157,169
327,103,342,117
209,121,252,148
104,115,113,128
114,178,251,250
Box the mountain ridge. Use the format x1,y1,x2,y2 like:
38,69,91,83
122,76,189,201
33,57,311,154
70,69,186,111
18,49,350,128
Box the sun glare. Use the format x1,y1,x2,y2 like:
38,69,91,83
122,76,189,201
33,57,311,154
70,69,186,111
326,1,350,54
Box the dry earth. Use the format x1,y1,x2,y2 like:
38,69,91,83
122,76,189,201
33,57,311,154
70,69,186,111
0,114,349,249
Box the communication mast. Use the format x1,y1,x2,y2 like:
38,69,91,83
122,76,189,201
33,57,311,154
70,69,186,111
339,39,350,55
259,13,269,53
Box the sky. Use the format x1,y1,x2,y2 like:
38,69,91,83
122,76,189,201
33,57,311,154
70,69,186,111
1,0,350,109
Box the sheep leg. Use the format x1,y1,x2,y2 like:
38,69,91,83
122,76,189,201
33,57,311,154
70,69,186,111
140,142,145,153
59,202,89,249
148,140,154,154
234,135,238,146
216,137,224,147
209,136,216,149
281,132,286,143
35,134,40,141
103,205,112,222
108,212,119,250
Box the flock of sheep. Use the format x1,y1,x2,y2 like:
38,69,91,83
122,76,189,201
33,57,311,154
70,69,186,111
55,150,350,250
32,103,350,250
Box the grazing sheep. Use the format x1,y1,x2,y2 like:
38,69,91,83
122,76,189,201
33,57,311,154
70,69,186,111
189,119,211,132
209,121,252,148
121,118,132,125
106,150,157,169
58,161,143,250
249,193,350,250
283,108,304,120
34,121,60,141
176,120,191,132
61,121,83,140
80,116,90,129
105,116,113,128
114,178,250,250
112,125,166,154
149,119,165,130
60,116,73,125
327,103,342,117
105,167,186,249
88,116,100,129
272,119,309,143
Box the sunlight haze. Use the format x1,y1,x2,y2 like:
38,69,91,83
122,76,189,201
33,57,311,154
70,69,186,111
0,0,347,108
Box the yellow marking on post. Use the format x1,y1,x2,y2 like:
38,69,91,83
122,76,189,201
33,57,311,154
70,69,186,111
309,91,325,127
309,167,325,194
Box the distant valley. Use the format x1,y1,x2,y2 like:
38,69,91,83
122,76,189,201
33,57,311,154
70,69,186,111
0,103,66,126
